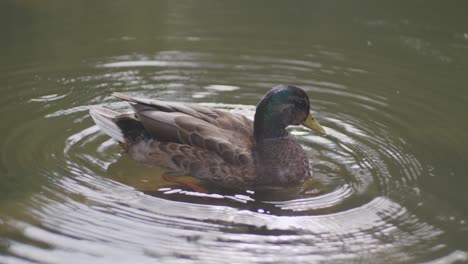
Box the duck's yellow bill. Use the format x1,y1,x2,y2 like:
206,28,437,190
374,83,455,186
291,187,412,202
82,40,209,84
302,112,326,135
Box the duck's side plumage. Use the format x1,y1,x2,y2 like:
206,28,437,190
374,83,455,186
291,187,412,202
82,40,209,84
90,93,257,188
89,85,325,189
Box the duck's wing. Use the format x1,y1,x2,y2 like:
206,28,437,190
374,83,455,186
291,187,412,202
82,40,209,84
113,93,254,166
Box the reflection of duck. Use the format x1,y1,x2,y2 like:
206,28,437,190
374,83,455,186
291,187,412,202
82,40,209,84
89,85,326,189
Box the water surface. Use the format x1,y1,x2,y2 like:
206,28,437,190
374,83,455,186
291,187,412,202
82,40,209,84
1,1,468,263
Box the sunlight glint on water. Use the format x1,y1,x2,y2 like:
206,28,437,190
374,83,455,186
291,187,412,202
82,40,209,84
1,1,468,263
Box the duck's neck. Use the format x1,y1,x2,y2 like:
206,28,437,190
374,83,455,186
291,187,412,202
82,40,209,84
254,110,289,143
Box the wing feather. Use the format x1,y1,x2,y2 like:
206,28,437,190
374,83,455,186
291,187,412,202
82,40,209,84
113,93,254,165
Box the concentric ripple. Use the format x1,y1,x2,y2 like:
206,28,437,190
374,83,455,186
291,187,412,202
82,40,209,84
1,46,467,264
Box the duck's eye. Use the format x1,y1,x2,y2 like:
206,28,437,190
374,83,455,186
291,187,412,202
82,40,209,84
295,100,307,109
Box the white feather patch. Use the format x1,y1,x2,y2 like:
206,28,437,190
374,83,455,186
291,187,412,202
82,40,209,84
89,106,125,143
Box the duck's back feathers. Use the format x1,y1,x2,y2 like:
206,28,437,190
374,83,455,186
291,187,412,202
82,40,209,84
110,93,254,166
112,92,252,137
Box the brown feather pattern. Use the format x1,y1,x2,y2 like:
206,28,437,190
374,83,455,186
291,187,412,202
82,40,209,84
112,92,257,188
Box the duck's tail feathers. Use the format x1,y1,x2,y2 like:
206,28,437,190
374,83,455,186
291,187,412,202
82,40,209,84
89,106,150,145
112,92,133,102
89,106,126,143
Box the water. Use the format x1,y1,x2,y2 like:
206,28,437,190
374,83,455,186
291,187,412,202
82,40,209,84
1,1,468,263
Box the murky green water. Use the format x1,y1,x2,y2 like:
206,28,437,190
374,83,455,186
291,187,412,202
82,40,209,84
1,1,468,263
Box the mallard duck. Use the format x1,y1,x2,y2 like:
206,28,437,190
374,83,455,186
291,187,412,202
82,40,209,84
89,85,326,189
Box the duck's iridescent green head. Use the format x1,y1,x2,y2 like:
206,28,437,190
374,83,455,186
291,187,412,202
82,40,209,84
254,85,325,140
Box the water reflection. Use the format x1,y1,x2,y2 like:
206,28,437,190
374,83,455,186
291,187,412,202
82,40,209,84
1,0,468,263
